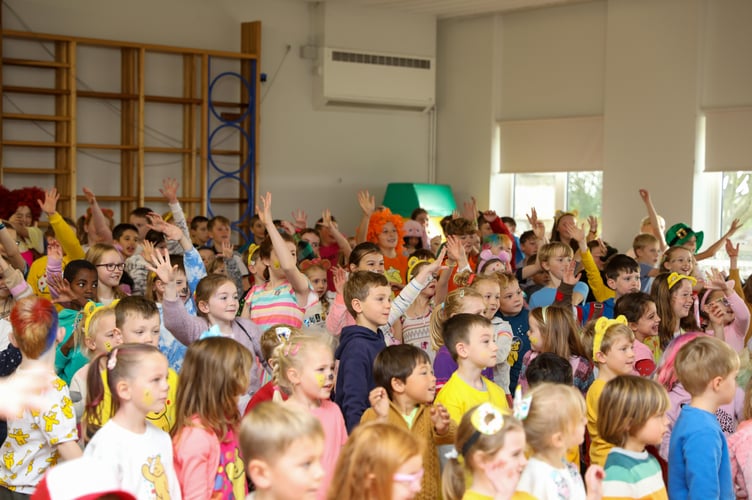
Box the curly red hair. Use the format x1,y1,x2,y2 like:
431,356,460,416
366,208,404,254
0,185,44,221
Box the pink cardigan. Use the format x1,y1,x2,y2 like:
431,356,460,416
730,419,752,499
173,420,220,500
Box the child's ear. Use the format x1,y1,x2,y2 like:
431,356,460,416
350,298,363,315
711,375,725,393
56,327,66,344
594,351,607,364
628,322,639,333
115,379,132,402
84,335,97,352
391,377,405,395
286,367,301,386
549,430,565,449
154,279,166,294
247,459,272,489
606,278,616,290
540,260,551,272
197,300,211,315
455,342,468,359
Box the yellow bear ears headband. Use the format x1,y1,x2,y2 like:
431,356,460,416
667,271,697,290
592,315,628,361
83,299,120,339
406,256,434,282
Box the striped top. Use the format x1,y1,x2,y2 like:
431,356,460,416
246,280,313,331
602,447,667,500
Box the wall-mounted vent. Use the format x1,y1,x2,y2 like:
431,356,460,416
318,47,435,112
331,50,432,70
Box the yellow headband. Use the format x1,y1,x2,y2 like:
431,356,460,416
667,272,697,289
83,299,120,339
247,243,260,266
592,315,628,360
406,256,434,282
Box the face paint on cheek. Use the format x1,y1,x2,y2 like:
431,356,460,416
104,342,112,351
272,260,281,270
315,373,326,388
143,390,154,406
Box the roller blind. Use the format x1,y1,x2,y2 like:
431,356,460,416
498,115,603,173
704,107,752,172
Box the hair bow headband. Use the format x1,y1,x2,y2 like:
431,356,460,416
407,256,434,282
83,299,120,339
593,315,629,360
462,403,508,457
667,272,697,290
299,258,332,272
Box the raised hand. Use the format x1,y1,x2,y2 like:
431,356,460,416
368,386,390,418
482,210,498,223
638,188,651,203
526,207,546,240
47,274,81,306
159,178,180,204
462,197,478,221
82,187,97,205
37,188,59,216
257,192,273,226
279,220,296,236
725,218,742,238
291,209,308,230
142,240,156,266
430,403,451,435
146,247,176,284
47,240,63,263
357,190,375,216
561,259,579,286
444,235,466,263
587,215,598,236
725,239,739,259
220,241,234,260
332,266,347,296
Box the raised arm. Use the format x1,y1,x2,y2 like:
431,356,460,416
638,189,668,251
695,218,742,261
0,222,26,272
160,178,189,255
321,208,352,261
39,188,85,261
355,190,375,244
82,187,113,244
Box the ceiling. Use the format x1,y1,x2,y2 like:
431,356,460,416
318,0,591,19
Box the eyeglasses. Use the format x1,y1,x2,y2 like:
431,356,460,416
713,297,731,308
96,263,125,272
393,468,424,487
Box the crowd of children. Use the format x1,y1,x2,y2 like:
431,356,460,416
0,181,751,500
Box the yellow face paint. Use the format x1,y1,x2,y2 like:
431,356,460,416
272,260,281,270
104,342,112,352
143,390,154,406
315,373,326,388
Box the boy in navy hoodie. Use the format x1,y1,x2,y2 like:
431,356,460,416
334,271,390,432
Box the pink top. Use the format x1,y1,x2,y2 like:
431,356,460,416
729,419,752,499
632,339,656,377
721,292,750,352
309,400,348,500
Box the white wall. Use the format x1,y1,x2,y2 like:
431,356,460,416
1,0,436,236
436,0,752,252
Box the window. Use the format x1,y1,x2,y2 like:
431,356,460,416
720,171,752,278
512,171,603,233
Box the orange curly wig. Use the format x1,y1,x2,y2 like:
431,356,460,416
366,208,405,254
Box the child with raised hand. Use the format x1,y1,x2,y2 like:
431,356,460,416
328,420,424,500
516,383,604,500
0,297,81,495
300,259,335,329
435,314,509,424
242,192,314,331
325,242,446,338
700,267,750,352
83,343,181,498
443,403,527,500
241,402,325,500
529,242,589,308
172,337,254,500
69,301,122,421
430,288,493,390
273,331,347,499
583,316,635,466
156,250,267,399
598,375,669,500
614,292,661,375
668,336,740,499
650,272,699,352
86,243,128,304
391,256,450,364
363,344,455,500
518,306,594,395
729,378,752,498
655,332,743,461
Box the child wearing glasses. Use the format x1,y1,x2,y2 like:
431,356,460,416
699,268,750,353
86,243,128,304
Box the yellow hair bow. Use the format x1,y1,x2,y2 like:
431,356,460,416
593,315,628,360
247,243,261,266
667,272,697,290
83,299,120,340
406,256,434,282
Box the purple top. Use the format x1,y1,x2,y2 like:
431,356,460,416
433,345,493,390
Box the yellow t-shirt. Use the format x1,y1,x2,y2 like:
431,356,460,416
435,372,509,424
586,377,611,466
88,367,178,435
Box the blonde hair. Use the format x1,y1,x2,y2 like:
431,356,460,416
328,421,421,500
75,307,117,357
538,242,573,265
272,331,335,394
529,306,588,360
495,272,519,291
633,233,659,251
523,383,586,453
173,337,253,441
240,401,324,464
85,243,127,299
443,405,523,500
429,287,483,351
454,270,499,291
597,375,669,447
582,322,634,362
675,335,740,396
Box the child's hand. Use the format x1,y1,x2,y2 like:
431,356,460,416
638,188,651,202
220,241,234,260
481,456,523,500
561,259,579,286
147,247,176,284
725,218,742,238
257,192,273,226
154,218,184,243
291,209,307,230
425,248,448,274
159,178,180,205
47,274,81,306
368,386,389,418
279,220,296,236
705,267,730,293
357,190,375,216
587,215,598,236
332,266,347,296
430,403,451,435
142,240,155,265
82,187,97,205
462,197,478,222
47,240,63,263
561,219,586,245
451,209,461,220
37,187,59,216
444,235,466,264
526,207,546,241
584,464,604,500
482,210,498,223
0,364,55,419
726,239,740,258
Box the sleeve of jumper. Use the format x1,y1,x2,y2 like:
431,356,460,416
326,293,349,336
338,347,373,433
49,212,85,261
162,298,206,346
582,249,614,302
183,246,206,294
388,276,427,325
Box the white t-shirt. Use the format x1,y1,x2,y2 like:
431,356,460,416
84,420,181,500
516,456,586,500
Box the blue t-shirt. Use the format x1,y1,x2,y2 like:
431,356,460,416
528,282,590,309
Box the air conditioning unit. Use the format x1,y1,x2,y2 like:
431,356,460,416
318,47,435,112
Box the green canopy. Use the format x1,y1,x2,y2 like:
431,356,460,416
382,183,456,218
